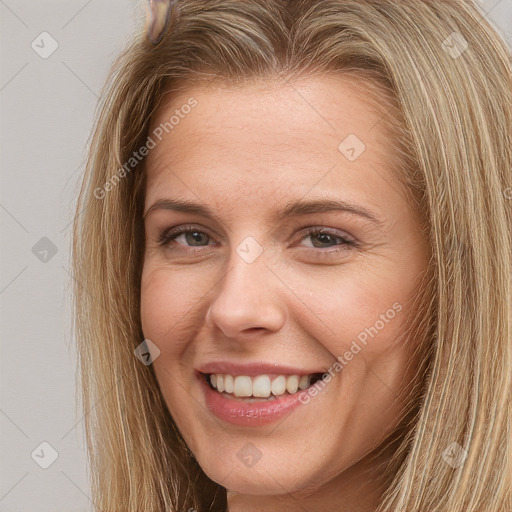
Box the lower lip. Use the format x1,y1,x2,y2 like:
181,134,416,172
197,372,311,426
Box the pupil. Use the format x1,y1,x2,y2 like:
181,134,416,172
187,231,206,246
314,233,332,247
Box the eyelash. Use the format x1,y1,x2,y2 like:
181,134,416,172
157,224,357,256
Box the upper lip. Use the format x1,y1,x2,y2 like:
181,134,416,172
196,361,324,377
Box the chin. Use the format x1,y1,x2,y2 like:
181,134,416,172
195,447,318,496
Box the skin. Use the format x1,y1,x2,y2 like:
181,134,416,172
140,75,430,512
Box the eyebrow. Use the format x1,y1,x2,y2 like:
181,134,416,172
143,197,384,226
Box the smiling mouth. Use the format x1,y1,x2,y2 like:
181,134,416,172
201,372,324,401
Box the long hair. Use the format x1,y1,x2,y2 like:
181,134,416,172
71,1,512,510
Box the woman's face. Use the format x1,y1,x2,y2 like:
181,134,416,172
141,75,429,508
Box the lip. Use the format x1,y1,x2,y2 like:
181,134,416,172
196,371,314,426
196,361,323,377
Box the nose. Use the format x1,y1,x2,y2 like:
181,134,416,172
205,249,286,339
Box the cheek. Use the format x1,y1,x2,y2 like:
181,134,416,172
140,260,219,359
140,263,209,449
140,263,192,343
141,268,170,340
311,269,422,408
333,283,404,344
283,265,409,358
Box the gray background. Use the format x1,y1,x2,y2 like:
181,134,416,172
0,1,510,510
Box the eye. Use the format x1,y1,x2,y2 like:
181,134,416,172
298,227,356,252
158,224,357,255
158,225,214,248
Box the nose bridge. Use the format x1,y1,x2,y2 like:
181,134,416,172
206,238,284,336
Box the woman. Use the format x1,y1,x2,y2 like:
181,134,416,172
72,0,512,510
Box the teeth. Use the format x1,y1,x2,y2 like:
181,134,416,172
271,375,287,395
224,374,234,394
208,373,314,398
252,375,271,397
286,375,299,394
234,376,252,397
298,375,310,390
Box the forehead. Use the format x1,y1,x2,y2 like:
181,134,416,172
144,75,403,216
148,75,388,154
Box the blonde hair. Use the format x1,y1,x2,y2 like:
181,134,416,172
71,1,512,510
